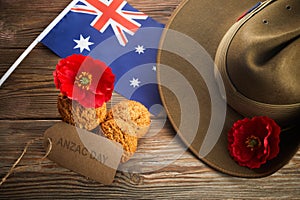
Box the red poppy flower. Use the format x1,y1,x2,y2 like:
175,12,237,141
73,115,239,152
228,116,281,169
53,54,115,108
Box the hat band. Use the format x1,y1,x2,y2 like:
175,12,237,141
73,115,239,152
214,0,300,126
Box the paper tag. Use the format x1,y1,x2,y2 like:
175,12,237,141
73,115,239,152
44,122,123,185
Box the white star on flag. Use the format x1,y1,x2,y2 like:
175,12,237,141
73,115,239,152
135,45,146,54
73,34,94,53
152,66,156,71
129,77,141,88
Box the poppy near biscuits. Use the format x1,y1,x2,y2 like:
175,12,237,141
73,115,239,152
53,54,115,108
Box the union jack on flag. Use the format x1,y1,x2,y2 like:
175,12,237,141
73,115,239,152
70,0,148,46
41,0,164,114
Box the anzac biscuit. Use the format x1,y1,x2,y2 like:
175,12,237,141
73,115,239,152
100,119,137,163
57,93,106,131
107,100,151,138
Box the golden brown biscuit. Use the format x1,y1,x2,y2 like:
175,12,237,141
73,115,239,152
57,93,106,130
100,119,137,163
107,100,151,138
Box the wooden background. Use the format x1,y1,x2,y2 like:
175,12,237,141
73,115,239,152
0,0,299,199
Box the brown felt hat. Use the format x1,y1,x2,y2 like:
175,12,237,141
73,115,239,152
157,0,299,177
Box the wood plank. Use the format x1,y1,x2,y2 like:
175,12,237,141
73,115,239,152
0,48,59,119
0,1,70,49
0,0,181,48
0,120,299,199
0,48,164,119
0,49,161,119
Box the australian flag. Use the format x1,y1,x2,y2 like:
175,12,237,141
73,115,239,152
41,0,164,115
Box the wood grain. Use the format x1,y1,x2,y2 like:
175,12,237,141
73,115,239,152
0,121,299,199
0,0,299,199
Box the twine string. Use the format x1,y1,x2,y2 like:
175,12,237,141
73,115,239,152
0,137,52,186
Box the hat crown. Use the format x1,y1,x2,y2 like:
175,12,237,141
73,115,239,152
227,0,300,105
215,0,300,126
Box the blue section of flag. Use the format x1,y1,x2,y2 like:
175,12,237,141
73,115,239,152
41,0,164,114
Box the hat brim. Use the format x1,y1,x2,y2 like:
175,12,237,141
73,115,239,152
157,0,300,177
